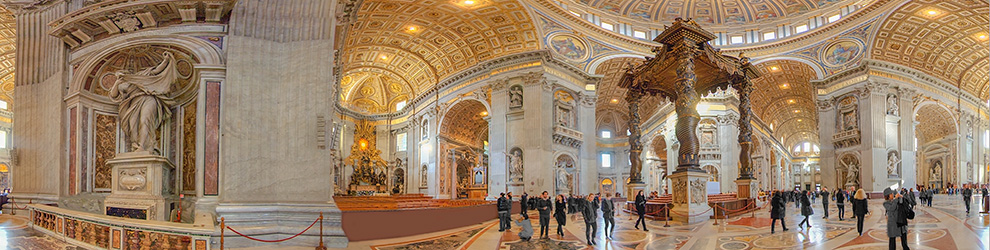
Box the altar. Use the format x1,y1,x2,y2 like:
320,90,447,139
342,120,393,196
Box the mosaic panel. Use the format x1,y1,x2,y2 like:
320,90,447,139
122,229,192,250
182,101,196,192
63,218,110,248
32,210,58,233
94,113,117,190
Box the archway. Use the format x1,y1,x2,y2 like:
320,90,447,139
914,103,957,188
600,179,615,195
651,135,668,194
438,99,490,199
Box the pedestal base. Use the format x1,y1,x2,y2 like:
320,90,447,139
103,152,175,221
626,183,646,199
669,171,711,224
735,179,757,199
507,182,524,196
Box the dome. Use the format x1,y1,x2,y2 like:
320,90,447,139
562,0,872,29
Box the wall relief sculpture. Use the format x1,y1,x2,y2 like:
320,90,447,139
420,164,428,187
109,52,181,154
507,148,523,183
672,179,687,204
118,169,147,191
690,179,706,205
508,85,523,109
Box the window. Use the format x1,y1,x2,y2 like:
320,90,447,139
793,145,802,153
0,100,7,110
803,142,811,152
984,130,989,148
600,22,614,31
0,130,7,148
601,153,611,168
795,25,809,33
395,101,406,111
396,133,407,151
633,31,647,39
569,11,581,17
827,14,841,23
730,36,744,44
601,130,611,138
763,32,776,41
626,129,631,136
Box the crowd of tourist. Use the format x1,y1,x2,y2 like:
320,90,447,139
497,184,988,249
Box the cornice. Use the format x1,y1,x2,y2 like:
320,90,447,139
813,59,984,108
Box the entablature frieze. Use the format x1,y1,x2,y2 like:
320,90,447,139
812,60,984,112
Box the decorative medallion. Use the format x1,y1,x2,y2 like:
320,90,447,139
548,34,589,61
821,40,861,67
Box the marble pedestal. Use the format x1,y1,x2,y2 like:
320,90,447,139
103,152,175,221
626,183,646,199
735,179,757,199
669,170,711,224
508,182,524,196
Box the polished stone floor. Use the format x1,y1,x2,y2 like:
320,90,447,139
2,194,987,249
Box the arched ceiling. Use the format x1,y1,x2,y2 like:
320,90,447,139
340,71,413,114
914,103,956,144
872,0,990,101
564,0,867,28
0,7,14,104
439,100,489,146
339,0,540,114
749,60,819,149
594,56,665,137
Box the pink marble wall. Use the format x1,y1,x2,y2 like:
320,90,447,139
205,81,220,195
68,107,76,195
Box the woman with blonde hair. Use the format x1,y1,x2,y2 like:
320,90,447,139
851,188,869,235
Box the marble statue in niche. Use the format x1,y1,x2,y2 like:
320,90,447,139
507,148,523,183
886,94,898,115
556,168,569,193
508,85,523,109
421,120,429,141
967,162,973,181
887,151,900,177
838,96,858,131
555,106,572,127
109,52,180,154
931,161,942,181
420,164,428,187
843,156,860,187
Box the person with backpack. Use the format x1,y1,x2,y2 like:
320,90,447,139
798,191,813,229
497,193,510,232
520,192,529,219
835,188,847,220
770,190,789,234
884,188,909,250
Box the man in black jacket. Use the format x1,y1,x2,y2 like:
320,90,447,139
835,189,846,220
581,195,598,246
536,191,552,239
963,185,974,214
497,193,509,232
601,193,616,239
819,187,830,219
634,190,648,231
520,192,529,219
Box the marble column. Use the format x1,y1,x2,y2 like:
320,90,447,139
856,81,888,191
897,88,917,188
487,79,509,198
817,97,838,189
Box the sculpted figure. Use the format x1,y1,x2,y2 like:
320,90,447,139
509,86,523,108
508,150,523,182
887,153,900,176
109,52,180,153
887,95,899,115
845,163,859,186
556,169,568,192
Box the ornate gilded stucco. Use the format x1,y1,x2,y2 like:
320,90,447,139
439,100,489,146
914,103,956,144
872,0,990,100
339,0,540,114
0,7,14,104
593,57,666,136
749,60,819,148
94,113,117,190
563,0,869,27
340,71,413,114
81,45,198,98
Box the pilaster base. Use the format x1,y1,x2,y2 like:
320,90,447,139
507,182,524,196
669,171,711,224
735,179,757,199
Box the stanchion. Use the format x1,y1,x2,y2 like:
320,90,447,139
663,206,670,228
712,203,719,225
317,212,327,250
220,217,225,250
981,196,989,214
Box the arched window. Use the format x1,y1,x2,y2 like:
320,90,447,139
702,165,719,182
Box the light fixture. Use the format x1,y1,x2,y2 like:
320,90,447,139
407,26,418,31
976,33,988,41
610,98,619,103
380,55,388,60
463,0,474,4
769,66,780,71
479,111,488,116
779,83,790,89
787,99,796,104
793,110,801,113
797,119,803,122
926,10,938,16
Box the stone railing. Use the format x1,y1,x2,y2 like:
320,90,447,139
28,204,214,250
832,129,861,148
553,126,583,148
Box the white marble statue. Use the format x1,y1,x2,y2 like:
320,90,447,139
931,162,942,180
556,169,569,193
887,153,900,176
845,162,859,186
509,86,523,108
508,150,523,182
109,52,180,154
887,94,899,115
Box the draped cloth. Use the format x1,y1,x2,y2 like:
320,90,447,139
109,52,180,153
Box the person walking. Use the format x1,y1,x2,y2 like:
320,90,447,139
963,185,974,214
925,188,934,207
536,191,552,239
554,194,567,238
513,217,534,241
819,187,830,219
883,188,909,250
601,193,616,239
835,188,847,220
634,190,648,231
581,194,598,246
798,191,813,229
520,192,529,219
851,189,869,236
770,190,788,234
497,193,510,232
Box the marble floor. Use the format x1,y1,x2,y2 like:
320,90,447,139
1,195,986,249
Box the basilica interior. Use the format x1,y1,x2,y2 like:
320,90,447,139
0,0,986,249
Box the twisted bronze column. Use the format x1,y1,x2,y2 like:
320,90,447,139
627,90,644,183
672,38,701,173
736,80,755,180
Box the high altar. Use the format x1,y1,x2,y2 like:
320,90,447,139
620,18,762,223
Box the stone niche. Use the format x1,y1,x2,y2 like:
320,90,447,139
103,152,175,221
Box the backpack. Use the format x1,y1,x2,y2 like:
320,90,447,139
897,202,914,227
